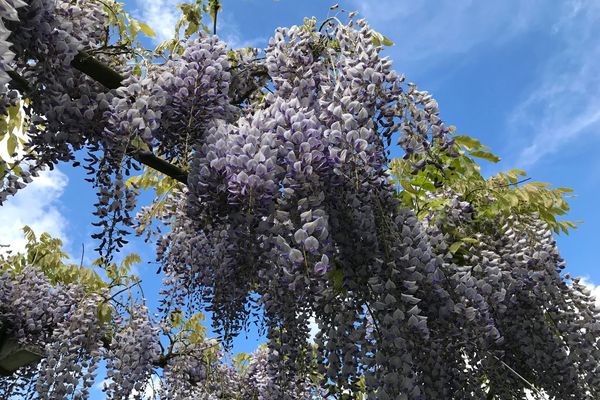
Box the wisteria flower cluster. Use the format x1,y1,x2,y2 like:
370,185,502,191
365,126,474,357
104,305,161,399
0,267,107,399
0,0,25,85
159,19,600,400
2,1,600,398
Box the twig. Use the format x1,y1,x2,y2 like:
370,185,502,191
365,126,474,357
490,354,546,399
80,243,85,268
464,177,531,202
107,280,143,302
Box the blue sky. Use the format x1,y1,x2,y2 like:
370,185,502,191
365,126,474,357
2,0,600,396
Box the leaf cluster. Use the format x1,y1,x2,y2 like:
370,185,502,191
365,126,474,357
0,226,106,292
389,131,577,237
96,0,156,48
155,0,211,57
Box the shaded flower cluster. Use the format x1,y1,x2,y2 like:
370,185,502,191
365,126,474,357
0,267,107,399
160,19,600,399
104,305,161,399
2,2,600,398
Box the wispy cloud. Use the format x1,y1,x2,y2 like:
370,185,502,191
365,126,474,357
348,0,547,69
510,2,600,166
350,1,600,167
133,0,180,44
0,169,68,253
132,1,267,49
217,12,267,49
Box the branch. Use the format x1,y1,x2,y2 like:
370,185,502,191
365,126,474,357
6,70,29,93
6,53,189,184
228,64,269,105
71,51,124,89
131,150,188,184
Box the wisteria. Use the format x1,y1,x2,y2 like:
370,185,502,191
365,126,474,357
159,18,600,400
0,267,107,398
0,0,25,85
1,0,600,399
104,305,161,399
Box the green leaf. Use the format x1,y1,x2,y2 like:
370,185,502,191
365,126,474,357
370,31,394,47
208,0,222,19
138,21,156,37
185,21,199,37
128,18,140,40
468,150,501,163
400,179,417,194
329,266,345,293
381,35,394,46
132,64,142,76
449,241,463,254
233,352,251,371
528,181,551,188
453,135,482,150
371,32,381,46
98,303,113,324
505,193,519,208
120,253,141,274
556,187,574,193
6,135,17,156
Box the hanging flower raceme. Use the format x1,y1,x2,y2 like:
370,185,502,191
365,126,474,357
2,1,600,397
0,0,26,85
163,19,452,397
0,267,108,399
104,305,161,400
161,18,600,399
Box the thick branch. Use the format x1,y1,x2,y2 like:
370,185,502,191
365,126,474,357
229,64,269,105
6,70,29,93
6,53,189,184
71,51,124,89
9,50,268,182
131,150,188,184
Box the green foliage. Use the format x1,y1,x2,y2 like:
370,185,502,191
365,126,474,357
101,252,141,287
0,99,30,183
370,30,394,47
86,1,158,77
169,311,208,345
96,0,156,47
232,351,251,372
0,228,148,325
155,0,210,56
166,310,221,366
0,226,107,292
126,167,183,241
389,130,577,236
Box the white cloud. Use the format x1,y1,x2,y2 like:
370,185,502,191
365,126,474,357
0,169,68,253
132,1,267,49
580,277,600,309
133,0,180,44
349,1,600,167
348,0,547,69
510,2,600,166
